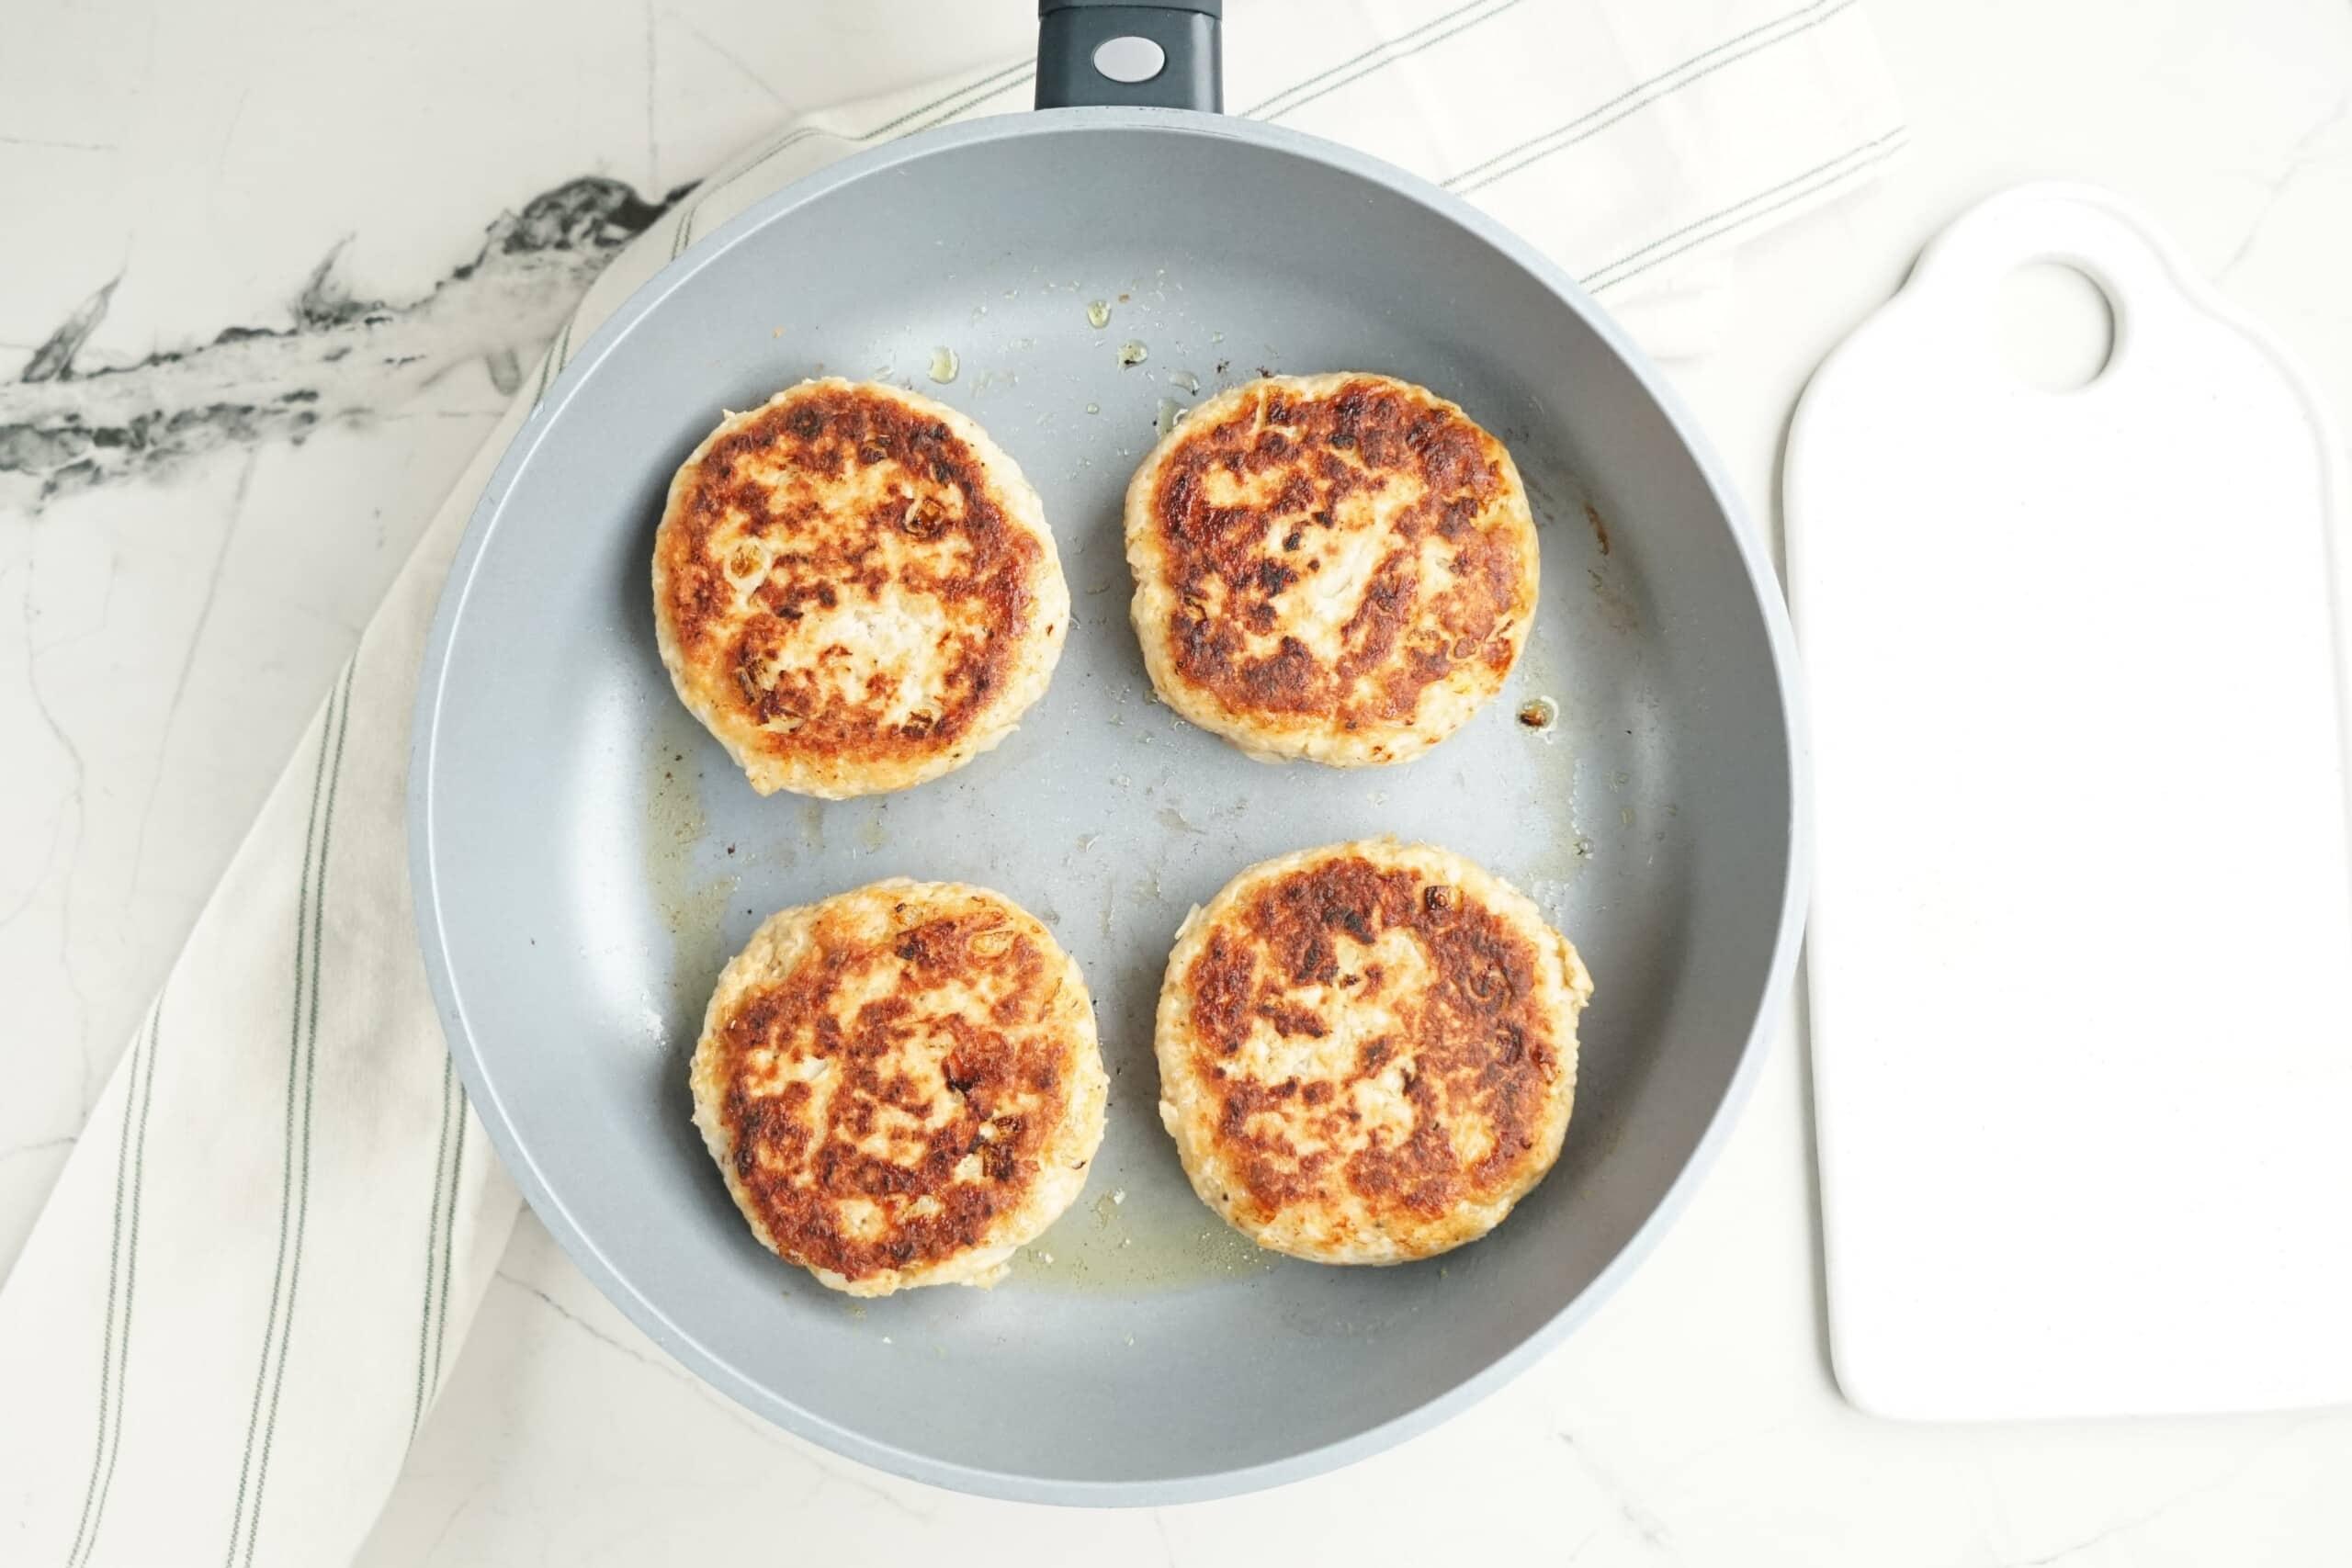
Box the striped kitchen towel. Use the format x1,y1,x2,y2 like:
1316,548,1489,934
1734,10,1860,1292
0,3,1900,1562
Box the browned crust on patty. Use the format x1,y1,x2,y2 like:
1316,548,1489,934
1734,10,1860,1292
653,380,1062,796
1157,841,1589,1263
696,883,1101,1291
1126,374,1538,764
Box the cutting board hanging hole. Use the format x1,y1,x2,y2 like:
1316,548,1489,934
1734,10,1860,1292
1996,261,2115,391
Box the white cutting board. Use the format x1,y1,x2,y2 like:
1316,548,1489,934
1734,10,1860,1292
1786,182,2352,1421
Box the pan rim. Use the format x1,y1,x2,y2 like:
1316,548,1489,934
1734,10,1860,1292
408,105,1813,1506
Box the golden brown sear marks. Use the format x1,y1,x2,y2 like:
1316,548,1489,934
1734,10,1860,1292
1143,375,1535,752
709,897,1072,1285
1181,854,1565,1229
656,381,1044,774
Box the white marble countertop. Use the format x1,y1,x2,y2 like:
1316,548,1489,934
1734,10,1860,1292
6,0,2350,1561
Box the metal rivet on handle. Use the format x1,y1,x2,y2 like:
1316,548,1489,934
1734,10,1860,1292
1092,36,1167,85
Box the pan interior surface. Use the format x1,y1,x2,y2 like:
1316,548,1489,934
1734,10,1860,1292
416,116,1796,1501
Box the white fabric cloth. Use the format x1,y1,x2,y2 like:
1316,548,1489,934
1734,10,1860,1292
0,4,1901,1562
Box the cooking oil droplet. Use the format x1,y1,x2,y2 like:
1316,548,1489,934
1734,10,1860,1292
1086,299,1113,329
1084,401,1100,415
1156,398,1179,437
1170,370,1200,394
926,345,959,383
1118,339,1149,367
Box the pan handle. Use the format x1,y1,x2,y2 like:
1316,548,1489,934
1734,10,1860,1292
1035,0,1222,113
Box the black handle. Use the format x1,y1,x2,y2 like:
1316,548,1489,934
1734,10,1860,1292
1035,1,1222,112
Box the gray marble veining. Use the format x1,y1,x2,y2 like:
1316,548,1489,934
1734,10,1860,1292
0,176,689,503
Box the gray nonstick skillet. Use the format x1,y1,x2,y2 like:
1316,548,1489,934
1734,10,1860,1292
409,0,1809,1505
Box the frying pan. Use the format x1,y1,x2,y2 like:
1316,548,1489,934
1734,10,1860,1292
408,0,1808,1505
